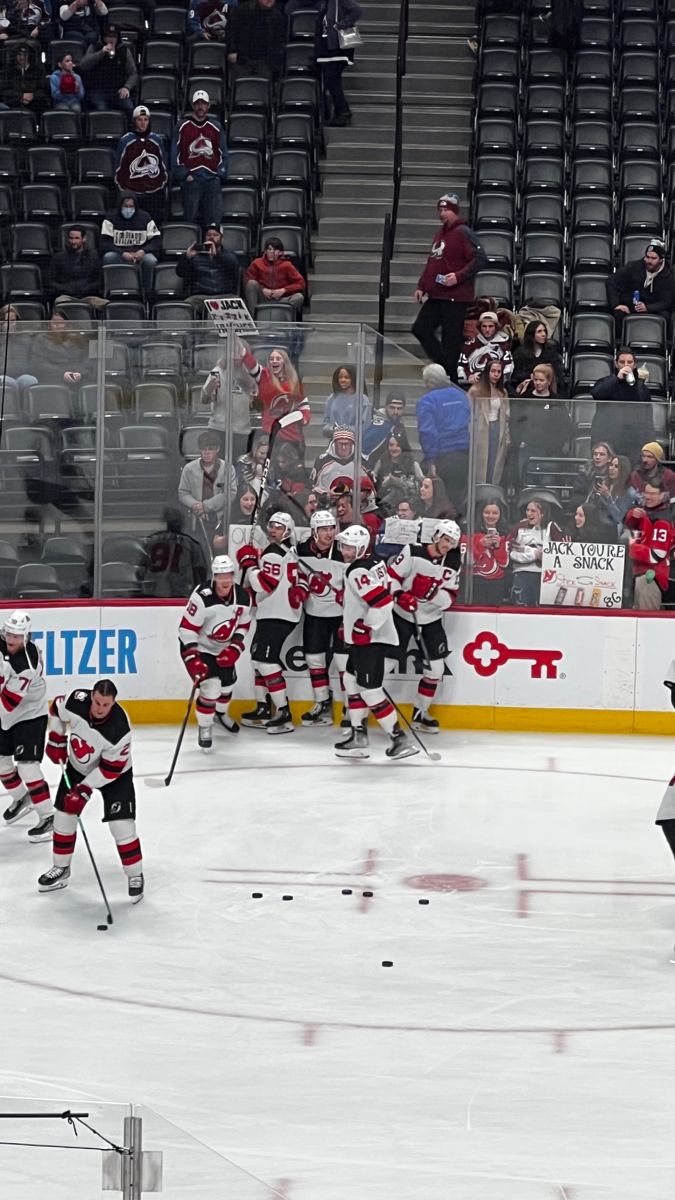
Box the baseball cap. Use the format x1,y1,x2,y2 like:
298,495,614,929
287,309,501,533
193,89,210,103
438,192,460,211
204,223,221,234
133,105,150,119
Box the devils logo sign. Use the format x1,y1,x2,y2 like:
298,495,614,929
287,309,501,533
71,733,96,763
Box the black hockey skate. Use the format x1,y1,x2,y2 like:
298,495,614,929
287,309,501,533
28,813,54,843
334,725,369,759
38,864,70,892
301,698,333,726
339,704,351,729
128,873,144,903
386,724,420,761
215,711,239,734
198,725,213,753
240,700,272,728
3,794,31,824
412,708,439,734
266,705,294,735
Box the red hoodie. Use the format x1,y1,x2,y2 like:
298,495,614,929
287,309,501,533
417,216,482,302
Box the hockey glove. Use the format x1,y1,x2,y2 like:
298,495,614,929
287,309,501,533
397,591,418,613
46,731,68,766
236,544,260,572
63,782,91,815
289,584,308,610
351,619,372,646
216,645,240,669
182,647,210,684
309,571,331,595
334,587,344,606
411,573,440,601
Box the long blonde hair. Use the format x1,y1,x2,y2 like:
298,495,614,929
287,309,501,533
267,346,300,396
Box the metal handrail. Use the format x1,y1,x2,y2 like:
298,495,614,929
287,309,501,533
377,0,410,335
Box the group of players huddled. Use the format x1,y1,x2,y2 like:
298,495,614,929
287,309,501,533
178,511,462,761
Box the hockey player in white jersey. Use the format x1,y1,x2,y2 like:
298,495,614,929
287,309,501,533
388,519,461,732
178,555,252,752
0,610,52,842
335,524,419,761
657,661,675,898
296,509,347,726
38,679,144,901
236,512,308,734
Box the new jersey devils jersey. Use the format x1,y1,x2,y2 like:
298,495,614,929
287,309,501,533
0,637,47,729
248,542,303,624
388,543,461,625
296,537,345,618
178,582,252,656
343,555,397,645
50,691,133,792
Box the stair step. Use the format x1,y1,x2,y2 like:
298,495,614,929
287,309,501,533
403,106,472,132
317,199,388,220
319,177,393,200
324,125,398,147
310,295,380,319
314,215,385,241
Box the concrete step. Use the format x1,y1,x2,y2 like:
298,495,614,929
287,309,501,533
310,276,379,297
317,198,389,221
312,252,382,271
314,215,386,243
318,177,392,201
310,295,380,320
402,105,472,132
322,158,393,177
408,7,476,37
324,125,399,148
344,106,396,130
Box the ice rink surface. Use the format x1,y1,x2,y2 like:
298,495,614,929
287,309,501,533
1,723,675,1199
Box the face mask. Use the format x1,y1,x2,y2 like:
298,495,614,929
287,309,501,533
121,207,134,219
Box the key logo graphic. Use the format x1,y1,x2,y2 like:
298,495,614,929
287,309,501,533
463,630,563,679
71,734,96,763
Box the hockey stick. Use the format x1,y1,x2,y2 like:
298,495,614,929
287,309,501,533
145,685,197,789
248,409,306,539
412,611,432,672
63,769,114,926
382,688,442,762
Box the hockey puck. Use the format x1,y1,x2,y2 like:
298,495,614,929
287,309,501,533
97,925,108,931
341,888,352,895
252,892,263,899
381,960,393,967
418,898,429,905
282,894,293,901
362,890,373,897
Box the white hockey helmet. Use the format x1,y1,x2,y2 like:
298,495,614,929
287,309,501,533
268,511,295,539
336,524,369,559
211,555,235,576
3,609,31,639
431,519,461,548
310,509,337,533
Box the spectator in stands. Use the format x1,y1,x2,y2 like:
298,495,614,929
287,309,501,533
606,240,674,332
176,225,240,310
115,106,169,224
466,499,510,606
625,489,675,609
511,320,565,388
59,0,109,49
187,0,234,43
231,482,258,524
467,358,510,486
412,193,486,382
244,237,305,319
50,227,106,310
227,0,285,80
143,506,208,598
49,50,85,111
572,503,610,544
8,0,52,45
322,364,370,435
171,90,228,230
239,342,310,455
273,439,311,497
178,429,236,531
457,311,513,384
629,442,675,499
418,475,452,520
0,304,38,390
510,364,571,482
32,311,91,386
315,0,362,127
508,499,566,607
101,193,160,293
590,347,654,458
312,425,360,495
332,476,381,546
374,427,424,511
362,388,407,463
80,24,137,117
416,363,470,510
235,428,269,489
0,41,46,113
201,353,256,459
593,454,640,531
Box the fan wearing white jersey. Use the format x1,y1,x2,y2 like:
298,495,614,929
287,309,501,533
38,679,144,902
296,510,347,726
236,511,308,735
0,610,52,843
388,519,461,733
335,525,419,762
178,555,252,753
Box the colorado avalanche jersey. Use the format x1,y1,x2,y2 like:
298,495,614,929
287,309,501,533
0,637,47,729
343,555,397,645
178,581,252,657
388,543,461,625
247,543,303,624
50,691,133,791
296,537,345,618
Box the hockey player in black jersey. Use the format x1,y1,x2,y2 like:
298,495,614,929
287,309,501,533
296,509,347,726
38,679,144,901
0,610,53,842
334,524,419,761
178,555,252,751
388,519,461,732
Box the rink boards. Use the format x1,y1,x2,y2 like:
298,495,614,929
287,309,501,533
4,600,675,735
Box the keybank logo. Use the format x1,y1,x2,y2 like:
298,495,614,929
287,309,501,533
463,630,562,680
31,628,138,675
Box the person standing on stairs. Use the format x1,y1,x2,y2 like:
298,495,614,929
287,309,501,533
412,193,487,383
315,0,362,128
